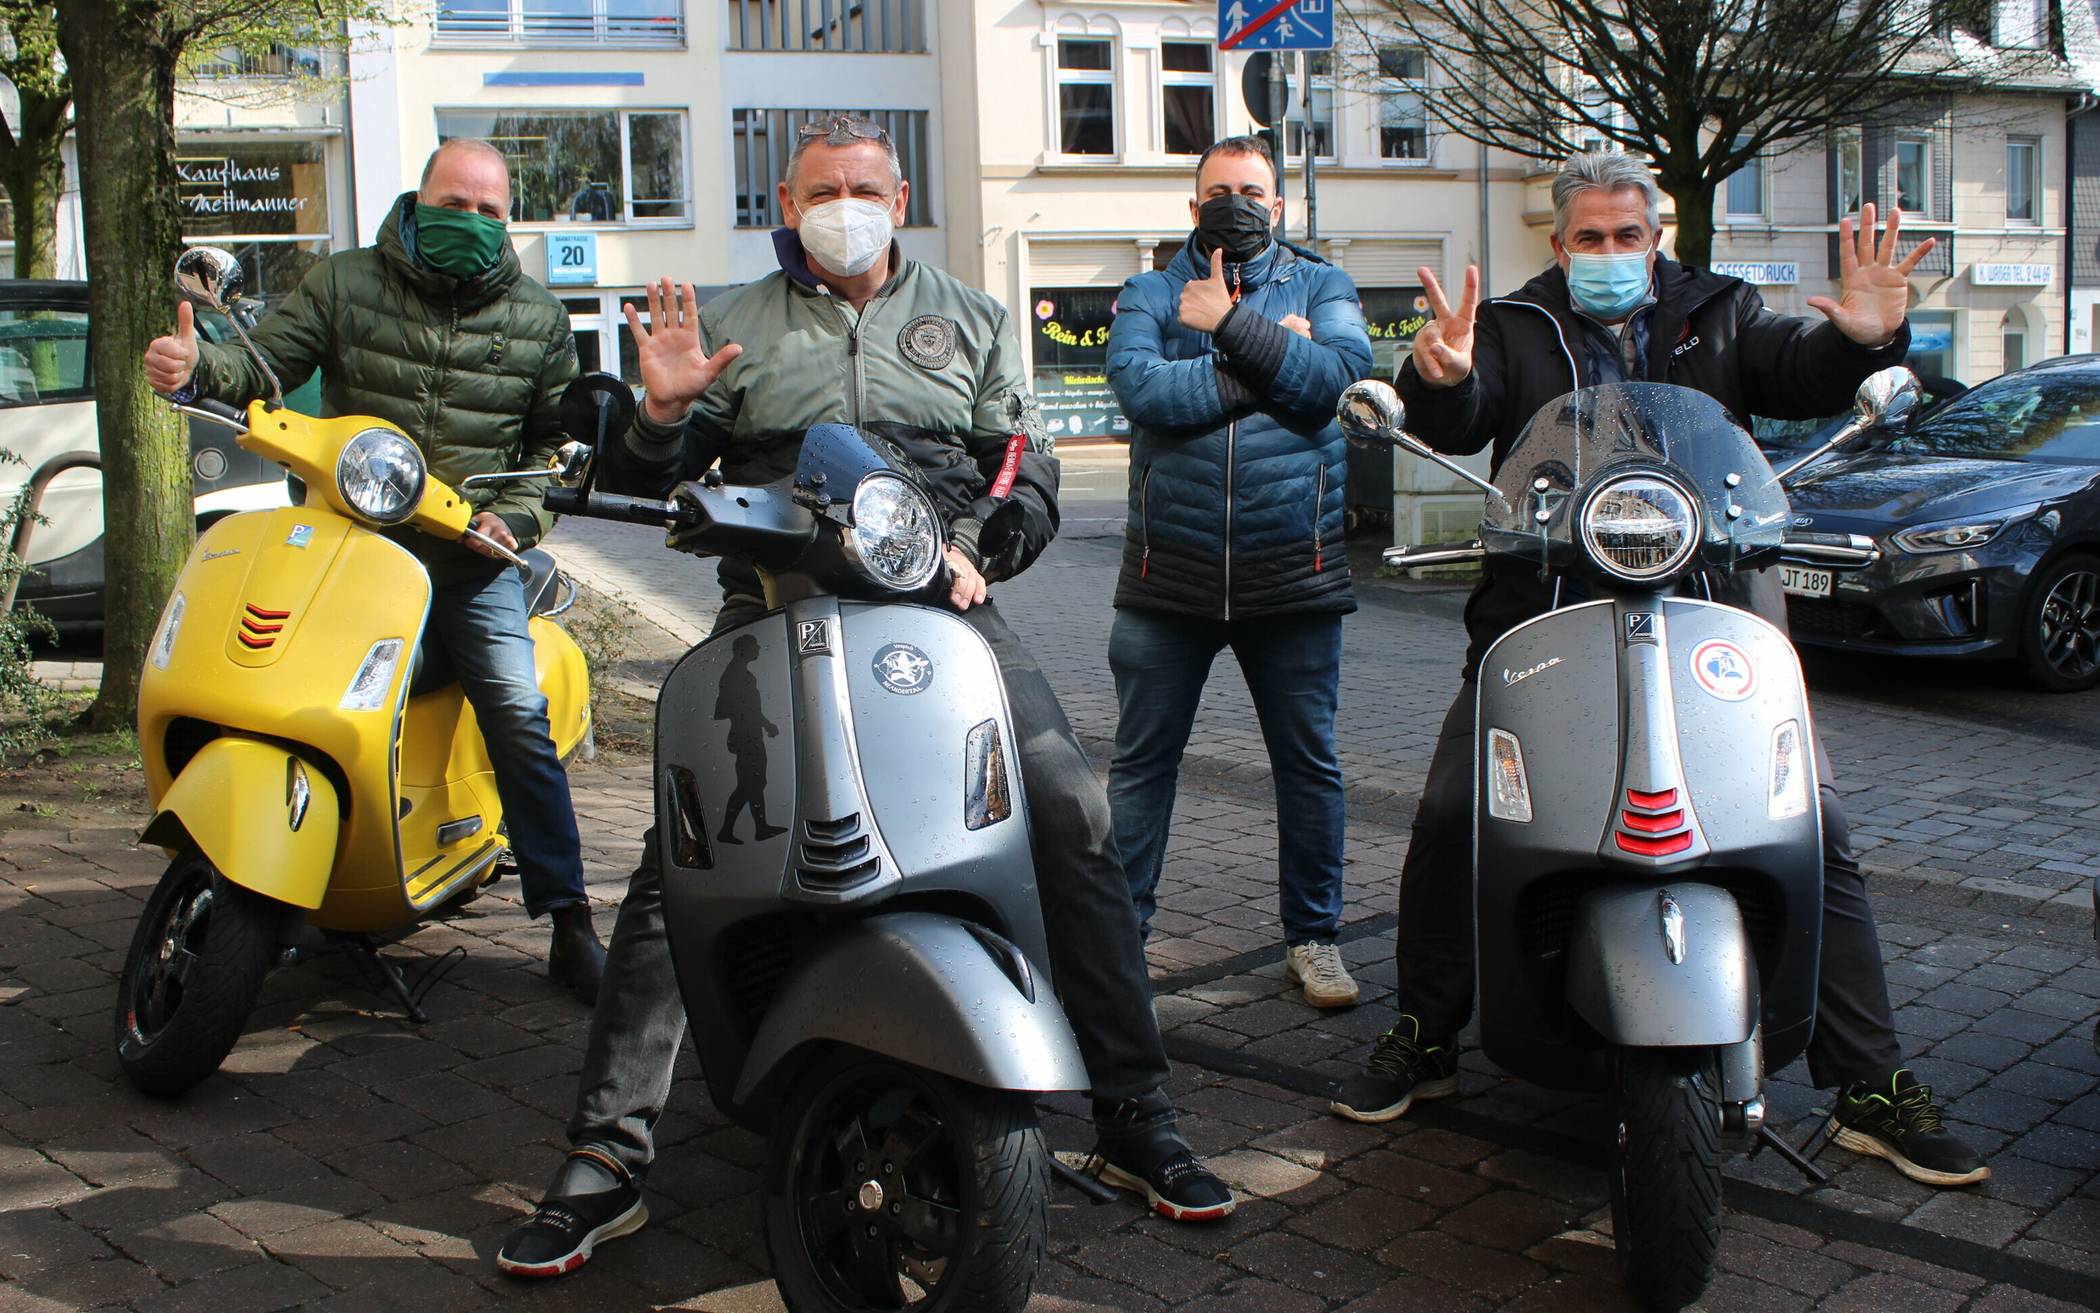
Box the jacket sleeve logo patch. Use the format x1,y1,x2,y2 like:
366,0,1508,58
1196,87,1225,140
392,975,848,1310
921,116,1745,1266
899,315,958,370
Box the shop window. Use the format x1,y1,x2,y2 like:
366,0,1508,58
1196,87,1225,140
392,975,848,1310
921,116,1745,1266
437,109,692,225
435,0,685,46
1358,286,1430,384
1724,140,1765,219
725,0,926,51
1030,287,1125,441
1284,51,1335,161
1161,41,1215,157
1896,135,1931,214
1907,310,1956,380
2006,136,2039,224
729,109,931,228
1378,47,1429,162
1057,37,1117,156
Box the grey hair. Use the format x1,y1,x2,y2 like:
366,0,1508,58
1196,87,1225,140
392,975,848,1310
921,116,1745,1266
1551,151,1661,236
785,115,903,192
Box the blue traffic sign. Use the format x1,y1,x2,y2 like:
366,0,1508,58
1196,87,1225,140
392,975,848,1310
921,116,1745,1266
1219,0,1333,51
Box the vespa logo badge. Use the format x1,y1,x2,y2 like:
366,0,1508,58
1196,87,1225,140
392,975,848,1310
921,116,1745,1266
872,643,934,696
1500,656,1562,687
200,547,241,562
796,619,831,656
1624,612,1657,645
1689,638,1758,702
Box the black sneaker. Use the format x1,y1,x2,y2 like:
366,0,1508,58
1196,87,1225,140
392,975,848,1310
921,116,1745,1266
1077,1140,1236,1223
497,1179,648,1278
1830,1069,1990,1187
1329,1015,1460,1123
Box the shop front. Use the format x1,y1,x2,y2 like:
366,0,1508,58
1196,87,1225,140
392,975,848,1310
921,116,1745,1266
176,136,340,304
1029,285,1125,443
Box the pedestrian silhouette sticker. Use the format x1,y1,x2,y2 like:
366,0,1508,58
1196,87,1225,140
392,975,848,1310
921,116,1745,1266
1688,638,1758,702
716,634,786,843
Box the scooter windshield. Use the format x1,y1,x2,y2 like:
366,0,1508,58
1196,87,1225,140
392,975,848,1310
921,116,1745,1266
1480,383,1791,577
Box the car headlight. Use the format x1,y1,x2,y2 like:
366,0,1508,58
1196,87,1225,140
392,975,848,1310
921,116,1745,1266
336,427,426,525
1579,473,1700,583
845,472,941,591
1891,519,2009,554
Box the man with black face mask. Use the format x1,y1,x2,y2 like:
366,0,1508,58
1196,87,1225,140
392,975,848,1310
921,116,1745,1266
1104,136,1372,1009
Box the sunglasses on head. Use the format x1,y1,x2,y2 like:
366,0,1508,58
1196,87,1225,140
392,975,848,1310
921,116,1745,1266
796,115,891,145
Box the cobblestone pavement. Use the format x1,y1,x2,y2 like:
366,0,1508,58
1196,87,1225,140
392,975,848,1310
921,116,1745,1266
3,450,2096,1312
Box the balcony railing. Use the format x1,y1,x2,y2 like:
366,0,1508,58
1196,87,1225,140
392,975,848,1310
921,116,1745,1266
434,3,686,48
726,0,926,52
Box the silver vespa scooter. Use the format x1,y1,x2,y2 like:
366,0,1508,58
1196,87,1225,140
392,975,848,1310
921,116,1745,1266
544,418,1085,1313
1338,369,1918,1312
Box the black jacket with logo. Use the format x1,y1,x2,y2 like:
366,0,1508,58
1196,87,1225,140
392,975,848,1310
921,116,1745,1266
1395,257,1911,677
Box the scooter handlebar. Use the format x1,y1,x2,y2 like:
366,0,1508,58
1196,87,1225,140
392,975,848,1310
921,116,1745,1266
543,486,688,526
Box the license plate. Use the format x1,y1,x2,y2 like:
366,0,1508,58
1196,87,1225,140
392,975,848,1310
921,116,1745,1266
1781,564,1833,598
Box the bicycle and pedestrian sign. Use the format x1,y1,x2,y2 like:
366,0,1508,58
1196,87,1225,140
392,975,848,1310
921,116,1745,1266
1219,0,1335,51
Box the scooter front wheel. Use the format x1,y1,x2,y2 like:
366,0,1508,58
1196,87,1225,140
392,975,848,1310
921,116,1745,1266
1607,1047,1722,1312
114,850,282,1099
762,1049,1048,1313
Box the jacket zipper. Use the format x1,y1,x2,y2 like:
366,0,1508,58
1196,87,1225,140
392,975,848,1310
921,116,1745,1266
1139,464,1153,579
1223,419,1236,621
1314,463,1326,573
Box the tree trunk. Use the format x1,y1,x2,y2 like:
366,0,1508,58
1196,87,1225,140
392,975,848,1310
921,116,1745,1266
1666,177,1719,271
58,1,192,732
0,86,70,280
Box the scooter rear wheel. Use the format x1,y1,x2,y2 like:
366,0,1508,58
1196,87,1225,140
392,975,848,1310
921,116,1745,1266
1607,1047,1722,1312
762,1049,1048,1313
114,850,281,1099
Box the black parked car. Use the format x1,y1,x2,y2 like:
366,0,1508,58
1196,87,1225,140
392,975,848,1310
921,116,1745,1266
1773,356,2100,692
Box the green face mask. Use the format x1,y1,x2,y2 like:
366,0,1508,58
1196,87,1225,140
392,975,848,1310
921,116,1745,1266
413,202,508,279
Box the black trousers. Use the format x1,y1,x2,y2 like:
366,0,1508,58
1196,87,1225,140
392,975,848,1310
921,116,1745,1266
1391,680,1905,1090
565,599,1170,1180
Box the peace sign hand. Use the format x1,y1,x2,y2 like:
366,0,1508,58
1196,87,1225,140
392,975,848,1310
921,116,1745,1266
1808,203,1933,349
1410,264,1479,389
627,276,744,426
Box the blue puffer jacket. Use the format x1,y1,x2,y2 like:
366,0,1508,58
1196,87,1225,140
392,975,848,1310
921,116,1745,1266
1107,236,1372,620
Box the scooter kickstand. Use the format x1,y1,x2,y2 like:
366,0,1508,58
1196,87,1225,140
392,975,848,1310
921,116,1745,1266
1751,1122,1834,1186
334,933,432,1024
1048,1151,1121,1204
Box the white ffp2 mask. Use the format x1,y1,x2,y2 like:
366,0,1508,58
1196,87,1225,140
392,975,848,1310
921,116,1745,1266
796,198,894,278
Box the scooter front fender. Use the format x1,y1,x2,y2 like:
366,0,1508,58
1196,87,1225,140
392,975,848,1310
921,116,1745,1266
1565,882,1755,1048
140,737,340,910
733,911,1087,1107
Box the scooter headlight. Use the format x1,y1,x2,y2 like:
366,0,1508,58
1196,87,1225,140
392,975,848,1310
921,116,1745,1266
336,427,426,525
845,472,942,592
1768,718,1811,820
1580,474,1699,583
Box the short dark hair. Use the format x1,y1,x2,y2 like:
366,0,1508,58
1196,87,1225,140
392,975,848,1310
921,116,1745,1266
1195,136,1277,190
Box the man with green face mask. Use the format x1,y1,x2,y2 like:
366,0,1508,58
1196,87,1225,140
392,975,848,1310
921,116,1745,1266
142,139,608,1005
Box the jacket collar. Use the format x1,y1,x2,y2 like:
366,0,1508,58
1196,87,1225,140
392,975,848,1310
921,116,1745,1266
1496,256,1739,385
771,226,906,297
1168,232,1298,289
380,191,522,310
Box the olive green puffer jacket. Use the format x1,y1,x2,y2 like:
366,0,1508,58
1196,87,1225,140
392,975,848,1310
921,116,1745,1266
191,191,578,581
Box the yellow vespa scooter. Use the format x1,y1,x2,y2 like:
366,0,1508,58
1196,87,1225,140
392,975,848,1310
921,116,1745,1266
116,247,592,1097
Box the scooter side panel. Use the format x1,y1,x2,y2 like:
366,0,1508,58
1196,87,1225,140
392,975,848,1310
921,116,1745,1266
733,911,1087,1104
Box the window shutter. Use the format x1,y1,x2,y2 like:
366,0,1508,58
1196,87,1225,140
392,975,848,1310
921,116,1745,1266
1342,239,1443,287
1027,240,1140,286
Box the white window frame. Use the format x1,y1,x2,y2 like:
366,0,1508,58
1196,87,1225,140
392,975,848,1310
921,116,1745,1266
1994,0,2046,48
1723,139,1767,220
1284,49,1337,165
435,107,694,229
2005,135,2041,226
1832,129,1864,217
1573,75,1633,155
1895,133,1932,215
1157,38,1217,158
1377,45,1432,166
431,0,686,48
1051,30,1119,160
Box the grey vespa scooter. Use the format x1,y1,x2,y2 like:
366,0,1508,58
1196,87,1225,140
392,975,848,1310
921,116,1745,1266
544,416,1084,1313
1339,369,1918,1312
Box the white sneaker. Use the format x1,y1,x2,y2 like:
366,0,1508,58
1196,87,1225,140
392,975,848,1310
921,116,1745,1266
1284,942,1359,1009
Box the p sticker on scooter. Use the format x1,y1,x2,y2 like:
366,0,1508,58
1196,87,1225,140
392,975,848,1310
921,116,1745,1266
796,619,831,656
872,643,933,696
1689,638,1758,702
285,524,314,549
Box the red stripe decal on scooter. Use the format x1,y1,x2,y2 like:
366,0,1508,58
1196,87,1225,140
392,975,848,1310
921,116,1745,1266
245,604,291,620
1625,787,1678,810
1619,808,1686,834
240,620,283,635
1616,830,1694,857
237,631,274,650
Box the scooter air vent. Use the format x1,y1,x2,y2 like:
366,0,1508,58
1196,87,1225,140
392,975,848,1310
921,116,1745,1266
798,813,881,888
1615,786,1695,857
238,604,289,650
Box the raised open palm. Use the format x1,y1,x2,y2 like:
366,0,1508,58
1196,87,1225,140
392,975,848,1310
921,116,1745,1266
1411,264,1479,388
1808,202,1933,348
626,276,742,425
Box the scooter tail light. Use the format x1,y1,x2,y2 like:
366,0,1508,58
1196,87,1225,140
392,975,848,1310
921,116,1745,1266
340,638,406,711
1485,728,1532,823
964,718,1012,831
1768,718,1810,820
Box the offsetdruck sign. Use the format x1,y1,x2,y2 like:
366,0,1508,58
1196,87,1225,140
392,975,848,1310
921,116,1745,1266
1971,263,2053,287
1710,262,1798,285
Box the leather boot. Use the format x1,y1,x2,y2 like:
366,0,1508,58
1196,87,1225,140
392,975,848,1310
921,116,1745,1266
548,904,607,1006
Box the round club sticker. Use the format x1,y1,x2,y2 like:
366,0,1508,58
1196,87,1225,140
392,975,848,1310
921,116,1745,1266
1688,638,1758,702
872,642,934,696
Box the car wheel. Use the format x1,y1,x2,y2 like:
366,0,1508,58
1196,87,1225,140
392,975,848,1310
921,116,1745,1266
2017,552,2100,693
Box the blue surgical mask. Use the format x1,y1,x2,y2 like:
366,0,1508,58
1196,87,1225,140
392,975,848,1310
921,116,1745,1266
1566,250,1654,319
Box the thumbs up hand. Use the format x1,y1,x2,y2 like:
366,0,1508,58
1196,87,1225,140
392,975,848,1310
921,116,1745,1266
1178,248,1237,335
144,301,201,394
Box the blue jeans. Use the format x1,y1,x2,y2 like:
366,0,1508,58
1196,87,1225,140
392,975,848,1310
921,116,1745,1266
423,566,586,918
1107,607,1346,946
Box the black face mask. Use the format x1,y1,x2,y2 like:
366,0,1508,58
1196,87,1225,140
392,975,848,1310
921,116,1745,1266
1194,194,1274,265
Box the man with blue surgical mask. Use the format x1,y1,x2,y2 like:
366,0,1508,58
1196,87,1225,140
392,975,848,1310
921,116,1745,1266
1333,150,1992,1195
